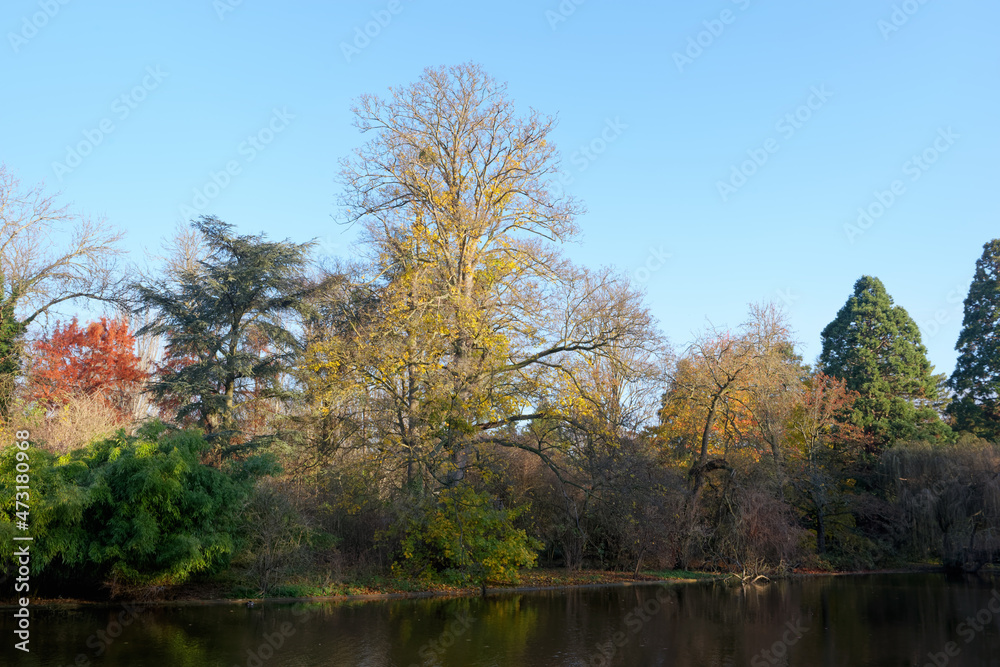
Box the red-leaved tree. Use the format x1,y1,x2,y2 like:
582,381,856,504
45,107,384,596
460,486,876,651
28,316,146,421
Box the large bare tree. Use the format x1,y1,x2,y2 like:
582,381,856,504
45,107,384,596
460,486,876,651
308,63,666,490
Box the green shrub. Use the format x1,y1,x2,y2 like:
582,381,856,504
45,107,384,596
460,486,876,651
0,422,273,594
394,485,542,588
0,445,90,574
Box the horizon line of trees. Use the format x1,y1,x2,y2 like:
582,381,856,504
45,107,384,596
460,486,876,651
2,63,999,597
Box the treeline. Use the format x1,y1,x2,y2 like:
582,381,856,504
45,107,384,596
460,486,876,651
1,64,999,598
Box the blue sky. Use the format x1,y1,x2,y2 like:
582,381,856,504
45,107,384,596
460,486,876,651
2,0,998,376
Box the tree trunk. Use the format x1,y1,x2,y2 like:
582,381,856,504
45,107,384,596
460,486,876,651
816,507,826,555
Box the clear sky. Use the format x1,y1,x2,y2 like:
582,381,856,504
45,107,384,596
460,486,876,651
2,0,998,376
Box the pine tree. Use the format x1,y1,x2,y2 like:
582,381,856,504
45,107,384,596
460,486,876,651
135,217,315,451
948,239,1000,439
819,275,949,447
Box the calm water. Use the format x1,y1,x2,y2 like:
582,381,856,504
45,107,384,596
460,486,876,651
4,574,1000,666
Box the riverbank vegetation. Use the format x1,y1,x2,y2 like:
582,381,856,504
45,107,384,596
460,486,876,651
2,64,999,601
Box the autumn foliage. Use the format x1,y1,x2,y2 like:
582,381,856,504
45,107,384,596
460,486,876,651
28,317,146,421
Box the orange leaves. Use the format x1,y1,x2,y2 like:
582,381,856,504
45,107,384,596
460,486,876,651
27,316,146,421
787,371,869,457
655,303,801,465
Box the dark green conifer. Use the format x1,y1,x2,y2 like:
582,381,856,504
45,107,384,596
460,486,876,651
948,240,1000,439
820,275,949,447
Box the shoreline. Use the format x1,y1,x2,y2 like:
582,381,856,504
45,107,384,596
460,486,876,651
0,565,964,610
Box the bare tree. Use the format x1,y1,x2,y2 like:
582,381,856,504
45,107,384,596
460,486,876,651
0,164,125,413
312,63,664,492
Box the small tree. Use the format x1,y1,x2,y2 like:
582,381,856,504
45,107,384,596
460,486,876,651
395,484,542,592
27,316,146,421
785,372,867,556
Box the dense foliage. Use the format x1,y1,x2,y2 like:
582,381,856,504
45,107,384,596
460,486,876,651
395,485,542,589
0,423,271,595
134,216,314,451
27,316,145,419
819,275,949,448
1,67,999,600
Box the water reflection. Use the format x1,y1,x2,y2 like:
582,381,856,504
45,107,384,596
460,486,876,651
3,573,1000,666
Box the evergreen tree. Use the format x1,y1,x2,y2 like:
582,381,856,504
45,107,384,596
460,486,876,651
948,239,1000,439
819,275,949,447
0,277,25,415
135,217,315,451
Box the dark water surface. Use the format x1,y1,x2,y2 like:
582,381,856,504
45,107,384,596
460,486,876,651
4,573,1000,666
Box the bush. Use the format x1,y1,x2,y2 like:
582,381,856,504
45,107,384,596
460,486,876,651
19,392,123,453
881,436,1000,570
0,421,272,596
238,479,319,596
0,443,90,575
394,485,542,589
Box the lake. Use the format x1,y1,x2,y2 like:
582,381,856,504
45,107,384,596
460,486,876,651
4,573,1000,666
